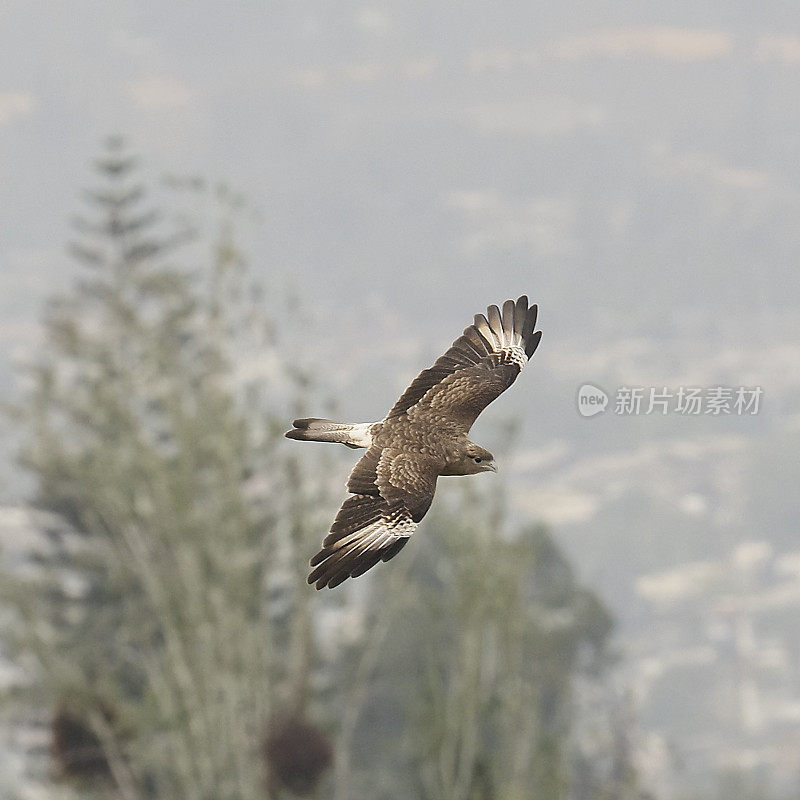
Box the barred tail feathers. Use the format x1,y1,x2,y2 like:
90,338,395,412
284,418,374,449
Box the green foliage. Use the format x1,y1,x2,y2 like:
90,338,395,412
2,138,332,800
332,480,635,800
405,500,610,800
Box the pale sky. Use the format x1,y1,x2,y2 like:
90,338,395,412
2,1,798,493
3,0,799,522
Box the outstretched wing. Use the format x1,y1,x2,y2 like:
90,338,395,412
386,295,541,432
307,447,438,589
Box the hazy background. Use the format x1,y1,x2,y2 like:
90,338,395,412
2,2,800,798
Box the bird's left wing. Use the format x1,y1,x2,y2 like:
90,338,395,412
386,296,541,432
307,448,439,589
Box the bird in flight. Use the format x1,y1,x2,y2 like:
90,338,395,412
286,296,542,589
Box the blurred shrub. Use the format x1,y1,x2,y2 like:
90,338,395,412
264,716,333,796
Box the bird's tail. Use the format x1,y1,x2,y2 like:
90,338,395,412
284,418,374,449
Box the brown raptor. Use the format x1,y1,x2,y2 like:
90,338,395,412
286,296,542,589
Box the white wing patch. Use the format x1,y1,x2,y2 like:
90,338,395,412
307,489,422,589
501,345,527,370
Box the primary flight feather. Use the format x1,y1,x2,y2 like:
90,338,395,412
285,296,542,589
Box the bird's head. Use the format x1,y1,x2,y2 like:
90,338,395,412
443,442,497,475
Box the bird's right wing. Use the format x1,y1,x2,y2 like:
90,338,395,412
386,296,541,432
307,448,438,589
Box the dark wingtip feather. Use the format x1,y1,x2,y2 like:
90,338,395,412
349,552,382,579
326,571,350,589
308,555,342,588
522,303,538,342
514,296,528,340
525,329,543,358
487,304,503,345
501,299,515,345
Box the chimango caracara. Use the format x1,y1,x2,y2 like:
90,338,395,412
286,296,542,589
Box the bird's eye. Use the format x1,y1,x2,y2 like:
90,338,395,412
474,457,482,463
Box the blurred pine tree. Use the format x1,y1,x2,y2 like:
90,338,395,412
2,138,335,800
